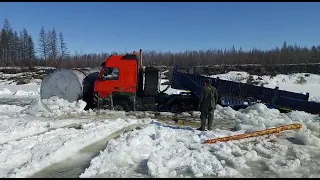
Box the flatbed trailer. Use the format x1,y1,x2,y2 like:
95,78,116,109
170,65,320,114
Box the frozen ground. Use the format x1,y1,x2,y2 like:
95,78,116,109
0,69,320,178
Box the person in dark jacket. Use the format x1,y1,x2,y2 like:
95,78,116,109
197,79,218,131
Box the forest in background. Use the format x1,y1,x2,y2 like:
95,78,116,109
1,19,320,69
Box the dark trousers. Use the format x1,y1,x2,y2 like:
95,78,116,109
200,109,214,130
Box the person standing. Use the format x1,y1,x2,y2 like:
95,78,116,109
198,79,218,131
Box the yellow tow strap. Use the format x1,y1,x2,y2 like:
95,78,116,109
204,123,302,144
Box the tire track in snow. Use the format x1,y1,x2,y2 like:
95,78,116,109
2,119,140,178
28,124,140,178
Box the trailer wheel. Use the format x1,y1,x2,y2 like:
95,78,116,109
171,102,186,113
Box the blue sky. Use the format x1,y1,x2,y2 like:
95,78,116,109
0,2,320,54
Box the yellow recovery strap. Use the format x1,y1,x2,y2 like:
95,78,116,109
204,123,302,144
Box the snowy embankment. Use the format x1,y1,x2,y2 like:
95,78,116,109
0,79,149,178
0,94,151,178
0,86,36,99
210,72,320,102
0,96,90,145
81,104,320,178
0,118,142,178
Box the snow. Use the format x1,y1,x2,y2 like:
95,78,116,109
81,104,320,178
24,96,87,118
0,89,147,178
0,86,39,96
0,93,154,146
0,85,151,178
0,118,141,178
160,79,190,95
1,69,320,178
0,85,40,106
0,99,89,145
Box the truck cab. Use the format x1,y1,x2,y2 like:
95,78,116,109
93,49,199,113
93,50,159,111
94,54,138,99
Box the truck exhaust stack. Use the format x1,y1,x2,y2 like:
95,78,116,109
139,49,143,68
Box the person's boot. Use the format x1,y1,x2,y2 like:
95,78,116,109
197,127,206,131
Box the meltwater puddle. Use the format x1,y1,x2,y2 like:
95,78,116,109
29,124,139,178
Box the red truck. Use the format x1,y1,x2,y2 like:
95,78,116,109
92,49,198,112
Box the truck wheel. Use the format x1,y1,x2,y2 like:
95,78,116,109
113,100,130,112
93,94,102,110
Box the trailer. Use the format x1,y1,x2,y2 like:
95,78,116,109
40,49,320,115
171,65,320,114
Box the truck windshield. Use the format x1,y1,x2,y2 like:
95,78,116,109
102,67,119,80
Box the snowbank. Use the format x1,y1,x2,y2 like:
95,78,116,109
0,87,38,97
81,104,320,178
0,118,140,178
0,96,91,144
0,93,156,146
0,114,103,145
212,103,320,146
23,96,87,118
0,87,39,107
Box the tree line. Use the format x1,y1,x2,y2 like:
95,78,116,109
0,18,320,68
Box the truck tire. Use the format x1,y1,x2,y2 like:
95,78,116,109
113,100,130,112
